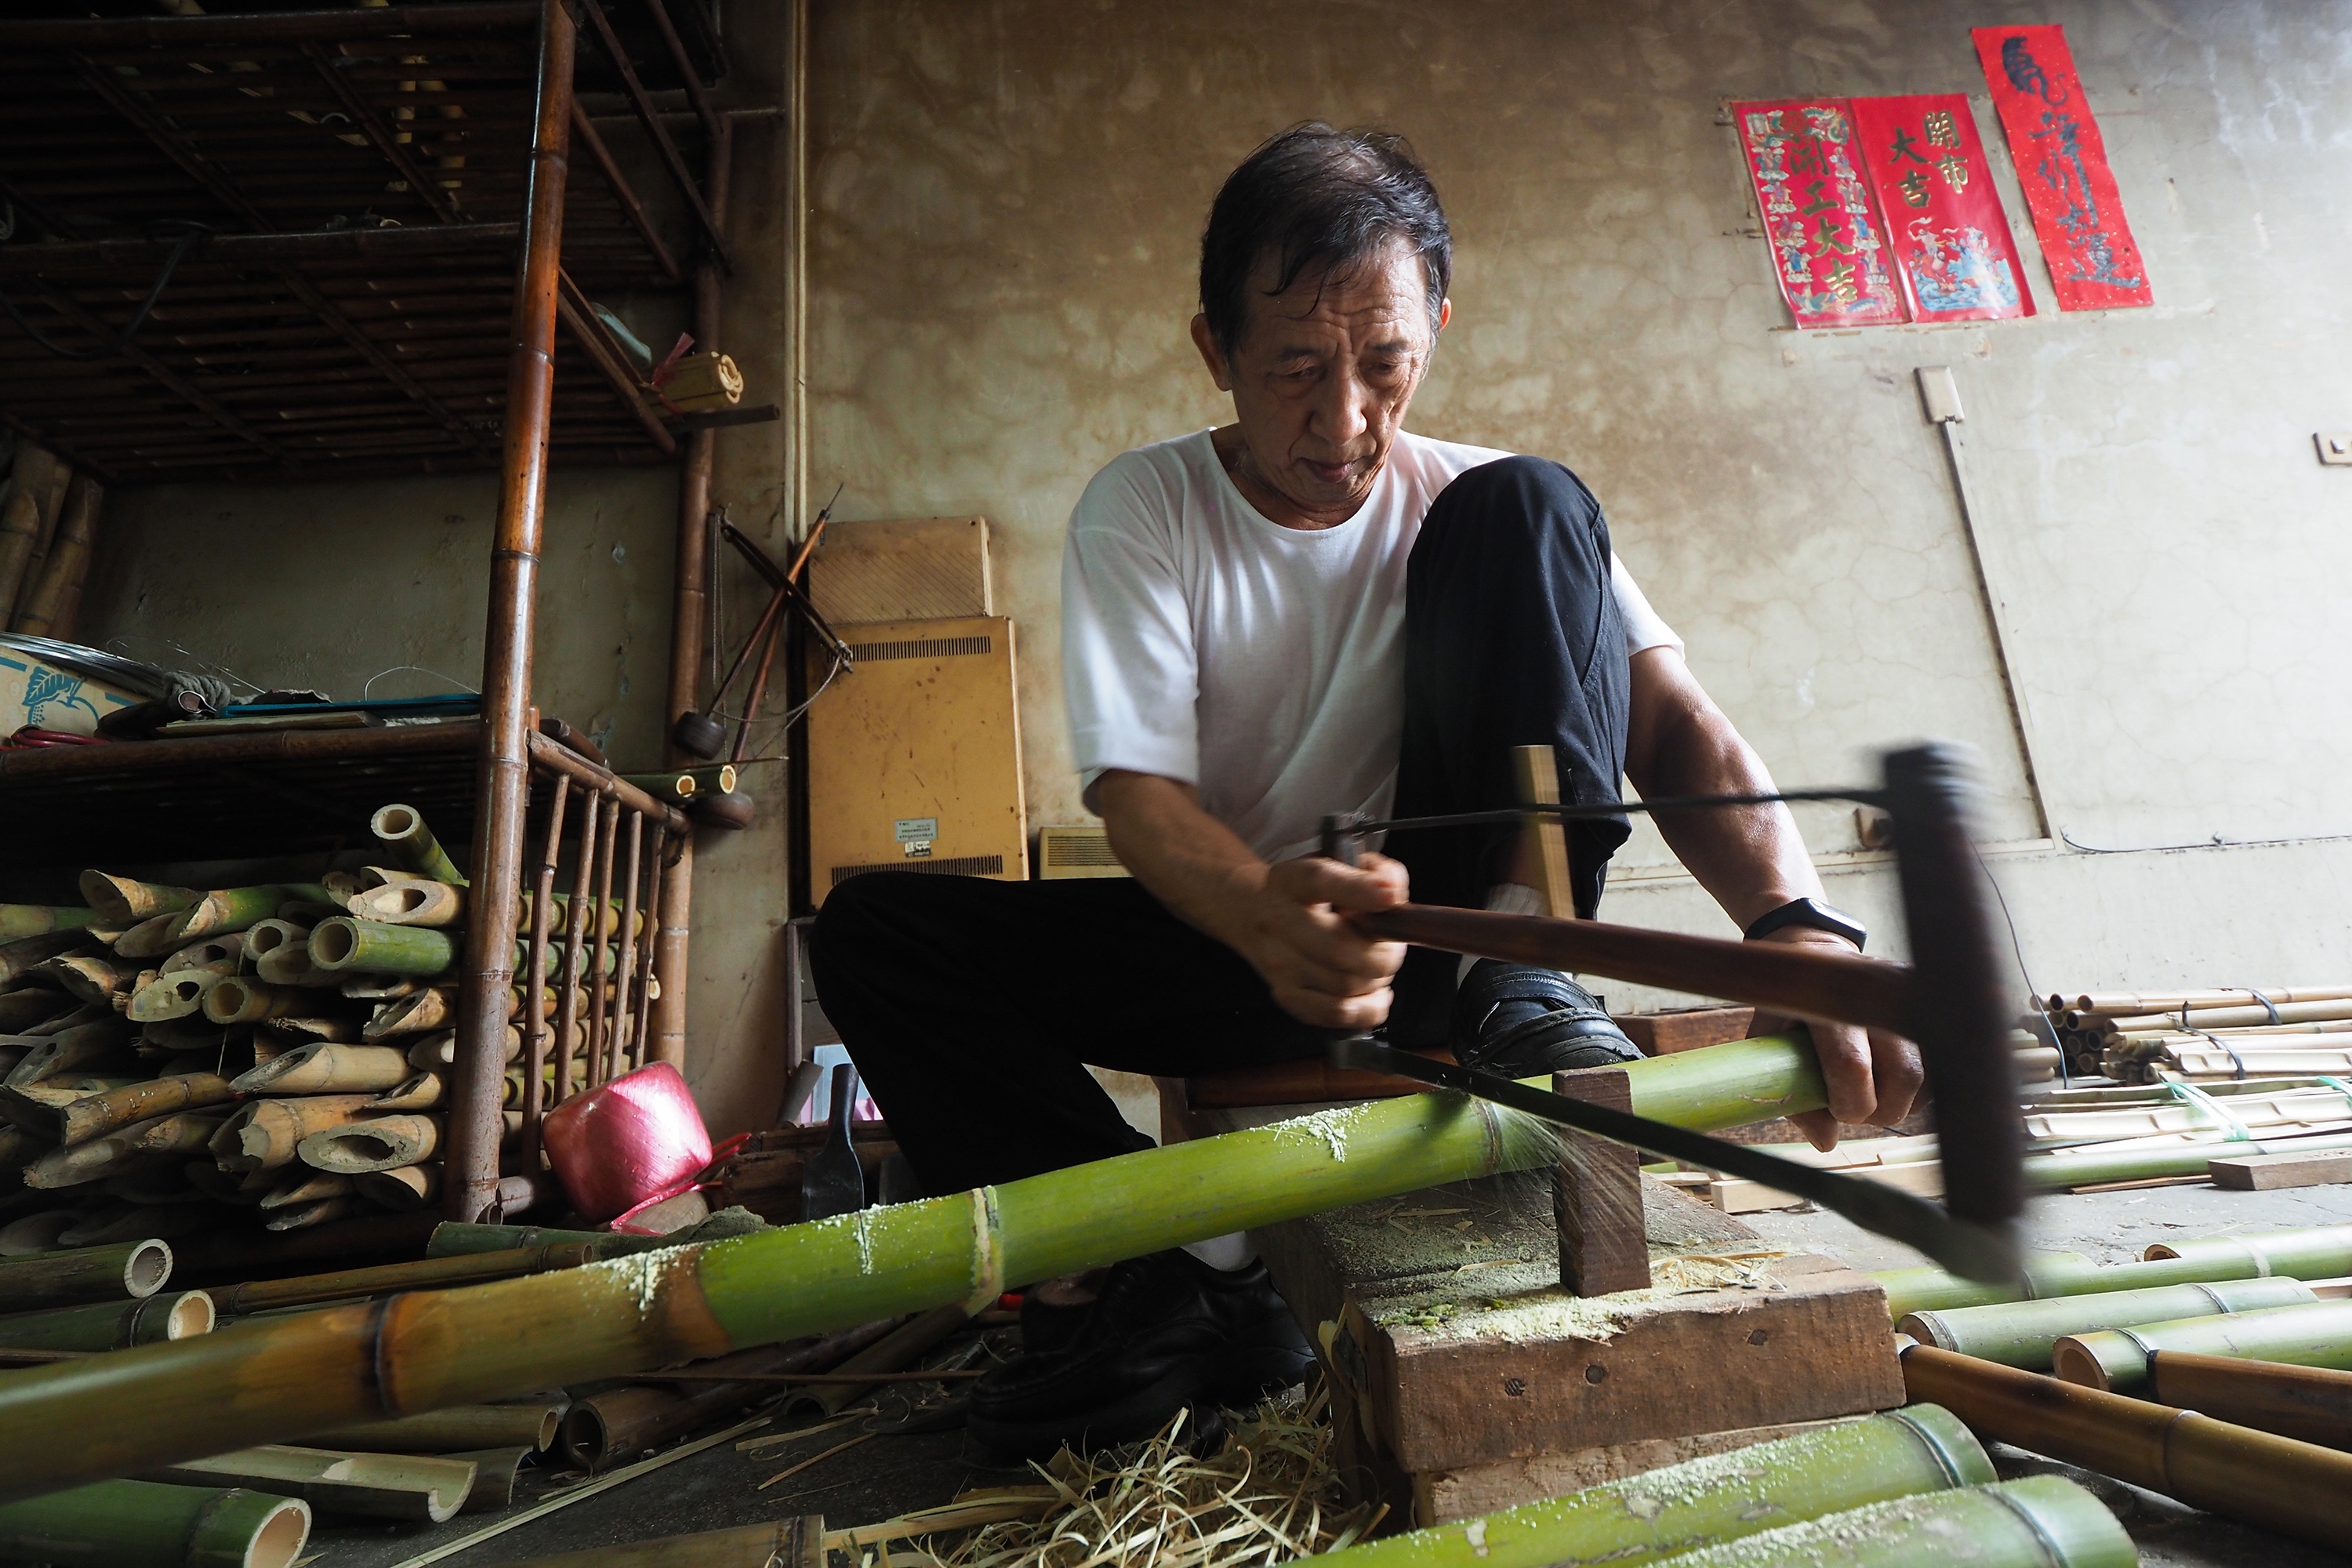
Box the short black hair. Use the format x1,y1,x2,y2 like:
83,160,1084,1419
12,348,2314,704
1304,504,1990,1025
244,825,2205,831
1199,123,1452,355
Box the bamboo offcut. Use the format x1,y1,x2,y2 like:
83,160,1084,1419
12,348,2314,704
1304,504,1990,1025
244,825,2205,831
2054,1299,2352,1392
371,804,468,887
0,1479,310,1568
0,1239,170,1311
0,1290,212,1352
2147,1351,2352,1450
1901,1277,2318,1369
1902,1341,2352,1552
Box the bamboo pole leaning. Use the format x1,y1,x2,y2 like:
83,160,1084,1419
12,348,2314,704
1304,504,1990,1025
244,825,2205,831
1902,1341,2352,1551
0,1032,1828,1497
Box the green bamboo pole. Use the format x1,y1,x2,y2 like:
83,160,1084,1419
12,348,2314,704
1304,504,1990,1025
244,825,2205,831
2055,1300,2352,1392
308,919,456,978
2025,1131,2352,1191
78,873,201,927
209,1243,603,1316
1,906,102,941
0,1239,171,1311
1639,1477,2131,1568
1301,1408,1989,1568
2143,1225,2352,1272
1875,1222,2352,1320
0,1036,1828,1497
173,887,337,943
1901,1277,2317,1369
0,1479,309,1568
371,804,468,887
299,1402,561,1454
0,1290,212,1351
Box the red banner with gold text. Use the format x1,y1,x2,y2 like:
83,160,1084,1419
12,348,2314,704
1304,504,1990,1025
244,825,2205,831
1731,100,1904,329
1850,94,2033,323
1973,24,2152,310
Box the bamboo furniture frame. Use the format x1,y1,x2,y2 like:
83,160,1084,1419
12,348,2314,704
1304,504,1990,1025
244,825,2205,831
0,1,732,1222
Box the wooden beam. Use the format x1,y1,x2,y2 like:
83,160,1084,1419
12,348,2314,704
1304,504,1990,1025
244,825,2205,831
569,0,731,270
1552,1065,1651,1296
24,289,289,467
0,5,536,47
638,0,721,145
568,100,680,281
554,271,677,456
272,270,492,458
299,41,466,225
66,53,270,230
0,225,521,277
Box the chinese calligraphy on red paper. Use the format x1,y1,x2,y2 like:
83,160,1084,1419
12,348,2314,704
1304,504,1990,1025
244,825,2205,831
1732,99,1904,329
1851,94,2033,323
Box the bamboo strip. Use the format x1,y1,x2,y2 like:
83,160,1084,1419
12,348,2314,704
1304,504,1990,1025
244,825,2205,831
2054,1299,2352,1392
2147,1351,2352,1450
0,1480,309,1568
0,1291,212,1352
1903,1341,2352,1552
141,1446,476,1523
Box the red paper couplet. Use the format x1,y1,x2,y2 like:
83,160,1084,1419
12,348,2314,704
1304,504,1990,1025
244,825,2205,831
1732,99,1905,329
1851,94,2034,324
1973,24,2153,310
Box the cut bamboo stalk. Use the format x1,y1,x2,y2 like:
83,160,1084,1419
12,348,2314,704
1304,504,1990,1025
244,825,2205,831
371,804,468,887
363,987,456,1039
266,1198,354,1233
1903,1341,2352,1552
2143,1225,2352,1270
2055,1299,2352,1392
140,1446,476,1524
308,919,456,978
0,1032,1831,1495
0,1290,212,1352
1900,1277,2318,1369
0,1239,170,1310
128,972,225,1023
1644,1478,2130,1568
78,873,201,928
25,1111,227,1189
253,947,343,989
173,887,338,944
39,954,142,1004
231,1043,412,1097
49,1074,237,1148
2028,1131,2352,1192
371,1070,448,1112
203,978,310,1027
114,914,205,961
12,472,100,637
298,1115,442,1174
0,908,100,942
0,931,95,987
0,1077,143,1134
2100,999,2352,1033
354,1164,441,1209
259,1173,353,1213
0,445,63,616
158,937,245,979
258,1018,359,1051
303,1402,562,1455
518,892,643,942
2147,1350,2352,1450
0,1479,310,1568
210,1095,383,1174
241,920,312,960
7,1020,136,1087
347,879,465,929
448,1446,533,1514
209,1243,604,1319
622,770,699,801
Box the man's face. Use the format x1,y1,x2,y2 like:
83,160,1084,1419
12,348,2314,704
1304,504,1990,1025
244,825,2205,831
1192,241,1449,527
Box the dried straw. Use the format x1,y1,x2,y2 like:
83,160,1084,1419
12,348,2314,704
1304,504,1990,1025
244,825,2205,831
893,1386,1382,1568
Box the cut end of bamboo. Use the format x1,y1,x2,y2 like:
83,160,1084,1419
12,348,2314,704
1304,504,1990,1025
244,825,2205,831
123,1237,172,1298
77,872,199,927
165,1290,216,1340
243,1495,313,1568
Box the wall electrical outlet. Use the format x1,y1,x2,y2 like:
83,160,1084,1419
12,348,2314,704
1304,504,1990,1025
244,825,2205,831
2318,432,2352,466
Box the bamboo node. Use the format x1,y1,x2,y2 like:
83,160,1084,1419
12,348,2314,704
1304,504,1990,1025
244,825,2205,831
963,1185,1005,1316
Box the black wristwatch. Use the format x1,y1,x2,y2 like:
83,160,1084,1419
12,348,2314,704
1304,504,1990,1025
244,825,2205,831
1744,897,1867,952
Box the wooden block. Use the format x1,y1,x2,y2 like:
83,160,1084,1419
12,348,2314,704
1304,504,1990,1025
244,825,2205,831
1710,1156,1944,1214
1613,1007,1756,1056
1553,1066,1650,1296
1414,1417,1855,1523
2210,1148,2352,1191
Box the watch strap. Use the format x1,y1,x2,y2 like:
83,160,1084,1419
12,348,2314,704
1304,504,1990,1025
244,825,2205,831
1744,897,1867,952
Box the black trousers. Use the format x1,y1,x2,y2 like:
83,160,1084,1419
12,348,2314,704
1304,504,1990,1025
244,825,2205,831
809,456,1633,1196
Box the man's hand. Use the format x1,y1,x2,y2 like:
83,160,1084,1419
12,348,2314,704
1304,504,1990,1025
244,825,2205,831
1230,853,1410,1029
1748,926,1925,1151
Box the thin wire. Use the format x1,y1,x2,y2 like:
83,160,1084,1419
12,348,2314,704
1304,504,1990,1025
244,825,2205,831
2060,826,2352,854
1974,843,2067,1087
0,223,212,361
97,633,263,698
362,664,480,698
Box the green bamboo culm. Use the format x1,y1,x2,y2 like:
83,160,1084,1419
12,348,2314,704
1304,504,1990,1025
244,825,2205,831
1308,1407,1990,1568
174,886,338,942
1901,1277,2318,1369
0,1240,172,1312
0,1290,212,1352
370,804,468,887
0,1033,1826,1500
0,1480,310,1568
2026,1132,2352,1192
0,905,100,941
2056,1299,2352,1392
1639,1476,2132,1568
1877,1221,2352,1319
308,918,456,978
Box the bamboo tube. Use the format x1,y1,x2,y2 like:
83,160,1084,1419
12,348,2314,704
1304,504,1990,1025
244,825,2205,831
623,770,699,800
517,892,644,943
209,1243,604,1318
172,887,336,944
0,1035,1836,1494
0,908,99,941
128,972,225,1023
2069,986,2352,1014
363,987,456,1039
2056,1300,2352,1392
0,1077,142,1133
2143,1226,2352,1271
7,1020,136,1087
1640,1477,2131,1568
561,1323,899,1472
231,1043,410,1097
202,978,310,1027
448,1446,533,1513
209,1095,382,1174
259,1173,352,1213
2147,1351,2352,1450
347,878,465,928
1903,1341,2352,1551
354,1164,441,1208
298,1115,442,1174
371,1072,447,1112
141,1446,476,1524
1900,1278,2317,1369
253,946,341,989
0,1479,310,1568
158,937,245,979
0,1290,212,1352
2100,999,2352,1033
49,1075,237,1149
407,1027,526,1069
0,931,93,988
240,920,310,960
25,1111,227,1189
78,873,201,928
303,1401,562,1454
1878,1229,2352,1319
12,473,100,637
42,953,142,1004
308,919,456,978
0,1239,170,1310
371,804,468,886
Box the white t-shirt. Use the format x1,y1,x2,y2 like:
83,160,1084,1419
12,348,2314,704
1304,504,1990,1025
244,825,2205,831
1062,429,1681,864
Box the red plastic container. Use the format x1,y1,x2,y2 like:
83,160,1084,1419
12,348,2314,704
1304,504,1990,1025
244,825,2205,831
541,1062,714,1227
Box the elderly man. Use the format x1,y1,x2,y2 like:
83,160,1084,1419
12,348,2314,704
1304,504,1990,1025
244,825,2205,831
812,124,1913,1456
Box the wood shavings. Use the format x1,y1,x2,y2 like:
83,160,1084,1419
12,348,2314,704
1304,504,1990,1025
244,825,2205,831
905,1385,1381,1568
757,1430,876,1491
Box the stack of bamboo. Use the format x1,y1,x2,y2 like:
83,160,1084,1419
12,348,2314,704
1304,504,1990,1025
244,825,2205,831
2040,985,2352,1083
0,441,103,643
0,802,631,1250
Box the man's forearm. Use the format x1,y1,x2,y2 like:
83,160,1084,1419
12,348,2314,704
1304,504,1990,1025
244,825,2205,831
1092,770,1271,951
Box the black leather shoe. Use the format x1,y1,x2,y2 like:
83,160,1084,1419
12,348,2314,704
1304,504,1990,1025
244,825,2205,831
1452,959,1641,1076
968,1250,1312,1458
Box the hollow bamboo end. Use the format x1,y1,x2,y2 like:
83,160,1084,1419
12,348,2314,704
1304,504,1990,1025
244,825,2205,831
123,1238,172,1298
2050,1334,2127,1392
371,804,422,844
214,1490,313,1568
166,1290,216,1339
310,920,358,968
